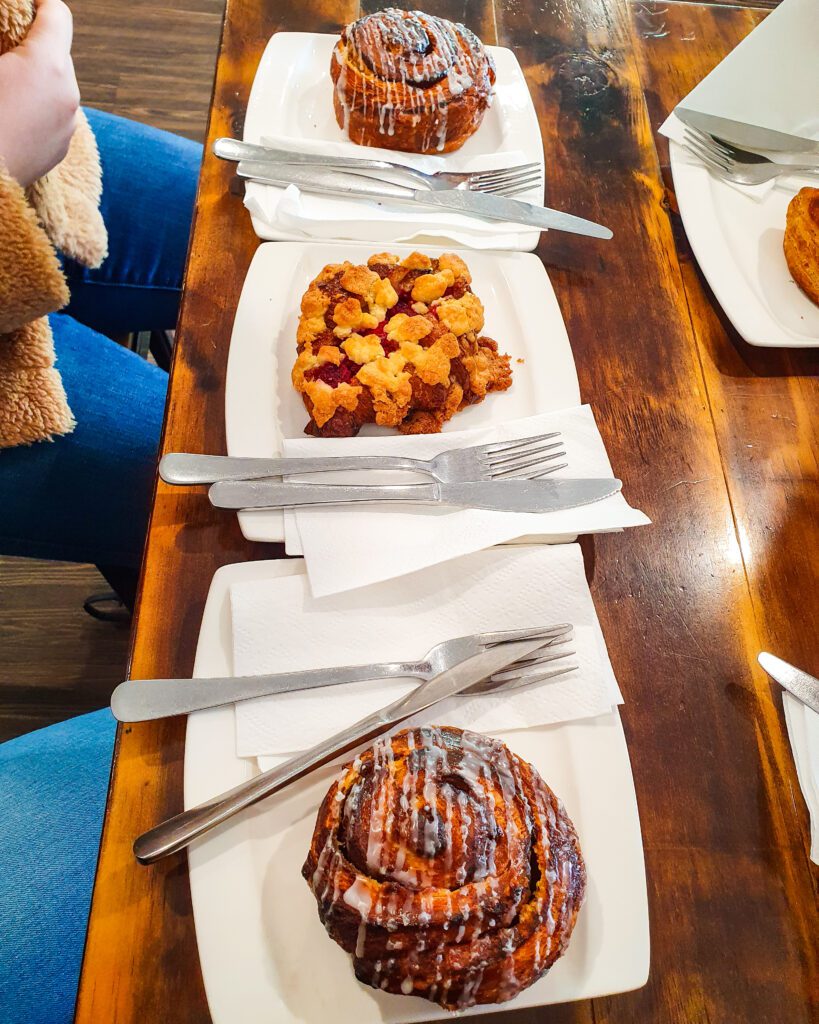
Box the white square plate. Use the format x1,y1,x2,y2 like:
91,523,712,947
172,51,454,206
243,32,544,250
225,241,580,543
666,0,819,347
185,559,650,1024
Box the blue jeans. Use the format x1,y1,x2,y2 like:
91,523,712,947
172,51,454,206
0,106,201,568
0,710,117,1024
0,109,200,1024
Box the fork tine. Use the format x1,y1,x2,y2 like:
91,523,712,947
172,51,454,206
475,174,544,196
488,451,567,479
493,664,578,692
473,169,543,188
492,181,544,199
683,131,731,171
683,139,730,174
489,645,576,681
685,124,733,156
526,462,568,478
467,162,541,185
472,169,542,188
682,126,720,153
468,650,577,693
478,623,573,647
485,440,565,467
479,432,561,455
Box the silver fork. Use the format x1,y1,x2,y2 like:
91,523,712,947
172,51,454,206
111,624,575,721
133,627,576,862
214,137,543,198
159,433,568,486
682,126,819,186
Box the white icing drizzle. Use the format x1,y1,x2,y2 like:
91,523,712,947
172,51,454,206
355,922,368,958
343,878,373,917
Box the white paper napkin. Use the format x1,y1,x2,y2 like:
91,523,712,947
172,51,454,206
281,405,649,598
659,0,819,202
783,693,819,865
230,543,622,758
244,182,532,250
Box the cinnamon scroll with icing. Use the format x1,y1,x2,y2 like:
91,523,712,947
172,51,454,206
330,9,496,154
302,726,586,1010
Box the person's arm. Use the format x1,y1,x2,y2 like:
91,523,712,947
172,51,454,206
0,0,80,186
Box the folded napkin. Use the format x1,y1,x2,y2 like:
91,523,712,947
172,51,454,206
281,405,649,598
231,543,622,759
244,181,534,250
783,693,819,864
659,0,819,203
660,113,816,204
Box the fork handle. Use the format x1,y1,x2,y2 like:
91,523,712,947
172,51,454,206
159,452,432,485
215,137,433,187
111,661,426,722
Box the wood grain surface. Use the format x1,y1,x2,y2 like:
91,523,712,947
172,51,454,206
75,2,818,1022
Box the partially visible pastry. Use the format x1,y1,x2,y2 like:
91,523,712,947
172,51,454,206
302,726,586,1011
292,251,512,437
784,186,819,306
330,8,496,154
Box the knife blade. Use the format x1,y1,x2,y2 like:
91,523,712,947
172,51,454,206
209,477,622,513
237,160,613,240
758,652,819,715
676,108,819,156
133,635,549,862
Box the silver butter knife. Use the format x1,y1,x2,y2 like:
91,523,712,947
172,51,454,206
133,633,551,863
237,160,613,240
758,652,819,715
676,108,819,157
208,476,622,512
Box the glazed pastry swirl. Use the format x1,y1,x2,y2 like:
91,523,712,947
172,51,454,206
331,9,496,154
302,726,586,1010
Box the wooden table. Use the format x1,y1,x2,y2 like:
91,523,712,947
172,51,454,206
75,1,819,1021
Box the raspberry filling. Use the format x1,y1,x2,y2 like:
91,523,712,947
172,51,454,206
305,359,362,388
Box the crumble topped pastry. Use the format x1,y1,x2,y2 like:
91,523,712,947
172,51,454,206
292,252,513,436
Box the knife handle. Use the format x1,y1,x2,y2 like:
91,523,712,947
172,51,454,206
209,479,439,510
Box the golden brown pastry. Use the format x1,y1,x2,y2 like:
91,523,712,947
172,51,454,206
784,186,819,306
330,8,496,154
302,726,586,1011
292,251,512,437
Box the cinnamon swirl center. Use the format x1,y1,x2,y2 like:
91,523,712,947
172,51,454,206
349,9,458,87
339,729,522,893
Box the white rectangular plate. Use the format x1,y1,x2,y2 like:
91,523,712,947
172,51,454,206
243,32,544,250
185,559,650,1024
225,241,580,543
